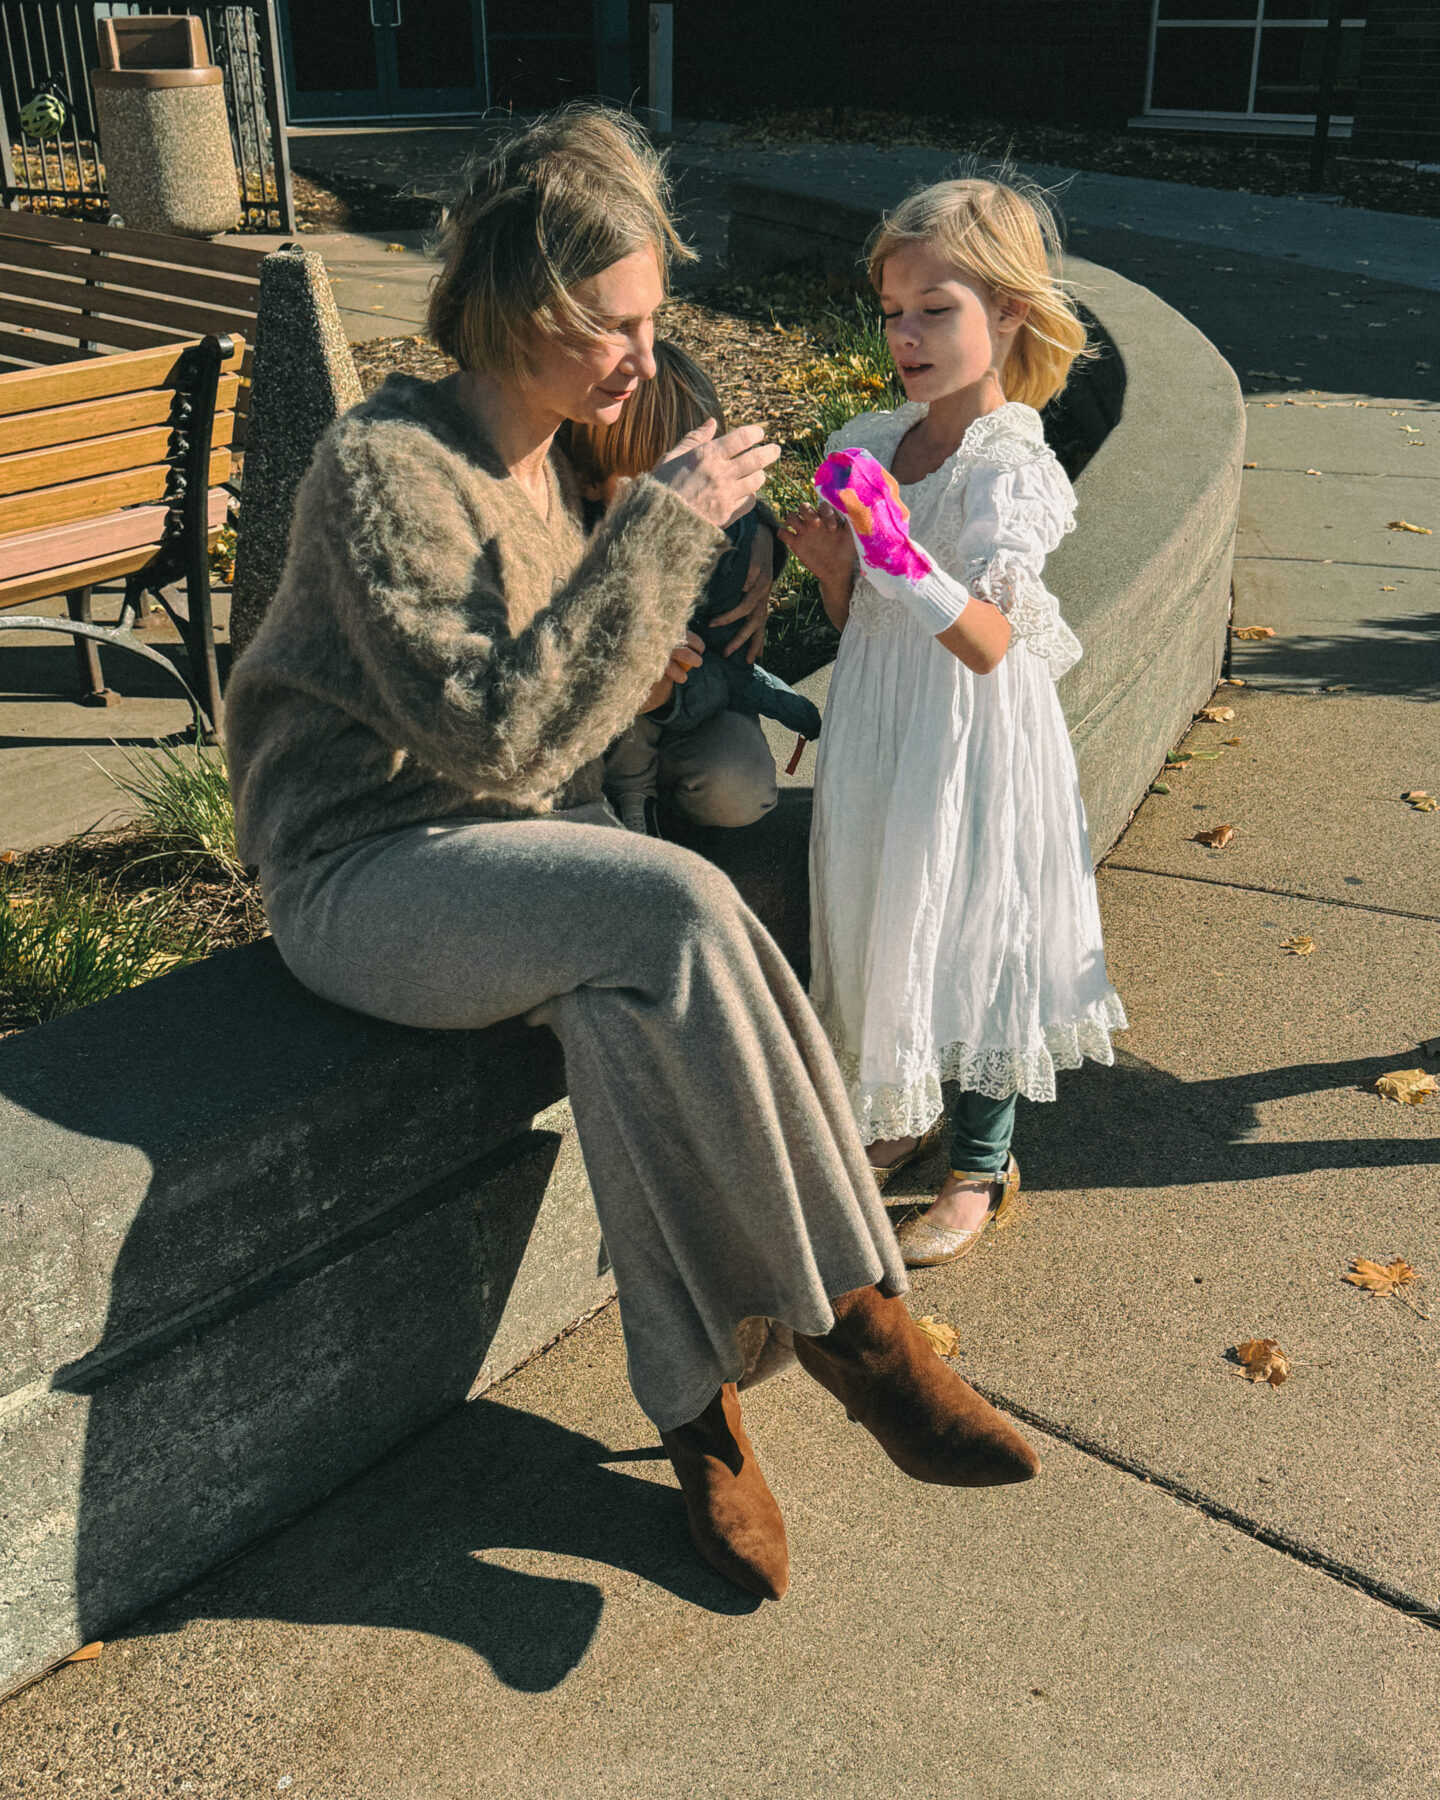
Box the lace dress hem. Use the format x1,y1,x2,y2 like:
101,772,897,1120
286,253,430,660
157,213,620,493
833,994,1130,1143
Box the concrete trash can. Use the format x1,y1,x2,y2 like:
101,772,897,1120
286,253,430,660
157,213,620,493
91,14,240,238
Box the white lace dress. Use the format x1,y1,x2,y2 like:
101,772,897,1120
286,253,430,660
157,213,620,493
809,400,1127,1143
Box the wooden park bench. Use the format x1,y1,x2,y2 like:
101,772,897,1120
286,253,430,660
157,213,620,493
0,211,266,733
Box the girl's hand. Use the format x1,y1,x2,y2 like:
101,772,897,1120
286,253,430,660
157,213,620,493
652,419,781,529
642,629,704,716
779,502,855,588
709,524,774,664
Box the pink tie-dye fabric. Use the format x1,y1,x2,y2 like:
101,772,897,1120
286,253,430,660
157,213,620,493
814,447,934,583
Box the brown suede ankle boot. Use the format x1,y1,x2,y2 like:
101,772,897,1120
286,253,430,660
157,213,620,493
795,1285,1040,1487
658,1383,789,1600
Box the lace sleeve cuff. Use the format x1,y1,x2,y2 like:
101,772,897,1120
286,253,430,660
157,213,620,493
967,550,1083,678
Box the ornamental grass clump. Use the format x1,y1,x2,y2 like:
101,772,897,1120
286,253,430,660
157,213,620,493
102,740,243,880
0,858,206,1032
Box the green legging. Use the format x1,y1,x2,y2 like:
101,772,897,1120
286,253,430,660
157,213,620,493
947,1089,1019,1176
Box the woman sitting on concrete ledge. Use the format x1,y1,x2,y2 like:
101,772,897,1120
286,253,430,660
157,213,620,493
223,104,1038,1602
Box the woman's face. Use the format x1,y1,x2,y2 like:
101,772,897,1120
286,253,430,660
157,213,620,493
525,246,664,430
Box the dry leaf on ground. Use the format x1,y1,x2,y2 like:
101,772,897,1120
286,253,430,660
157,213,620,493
1344,1256,1419,1298
61,1642,103,1664
1232,625,1277,640
1280,935,1315,955
1374,1068,1439,1106
1199,705,1236,723
1221,736,1242,746
1387,520,1432,534
1193,825,1236,848
1235,1339,1290,1386
913,1314,961,1358
1403,791,1439,811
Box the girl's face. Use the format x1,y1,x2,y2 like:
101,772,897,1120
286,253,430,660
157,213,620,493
878,239,1028,406
523,246,663,429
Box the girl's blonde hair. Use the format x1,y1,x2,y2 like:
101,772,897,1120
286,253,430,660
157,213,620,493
866,176,1089,411
563,339,724,487
427,104,695,378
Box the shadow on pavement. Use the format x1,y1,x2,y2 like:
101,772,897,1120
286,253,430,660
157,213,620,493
134,1397,758,1693
1012,1047,1440,1192
1233,610,1440,697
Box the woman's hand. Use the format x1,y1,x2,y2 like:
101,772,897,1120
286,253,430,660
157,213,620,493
652,419,781,529
709,524,774,664
642,629,704,716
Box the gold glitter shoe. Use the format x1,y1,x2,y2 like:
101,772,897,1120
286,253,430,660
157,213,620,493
868,1118,946,1191
896,1155,1019,1268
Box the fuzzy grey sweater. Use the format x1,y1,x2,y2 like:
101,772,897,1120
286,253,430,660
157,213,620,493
225,375,725,879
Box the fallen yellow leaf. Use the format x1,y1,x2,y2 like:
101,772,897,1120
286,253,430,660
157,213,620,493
1221,737,1242,746
1232,625,1277,641
1280,935,1314,955
1344,1256,1419,1299
912,1314,961,1358
1194,825,1236,849
61,1642,103,1664
1243,460,1258,468
384,242,406,253
1235,1339,1290,1387
1387,520,1432,534
1375,1069,1439,1106
1199,705,1236,723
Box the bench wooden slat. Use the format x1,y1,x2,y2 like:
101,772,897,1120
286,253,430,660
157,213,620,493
0,486,230,592
0,374,240,455
0,526,230,611
0,330,96,367
0,294,188,354
0,209,268,280
0,234,261,313
0,264,259,344
0,445,229,536
0,339,245,414
0,411,235,495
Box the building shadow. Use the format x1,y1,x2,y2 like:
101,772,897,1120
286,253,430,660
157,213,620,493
1230,610,1440,698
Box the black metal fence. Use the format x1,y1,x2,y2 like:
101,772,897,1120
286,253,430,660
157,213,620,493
0,2,293,230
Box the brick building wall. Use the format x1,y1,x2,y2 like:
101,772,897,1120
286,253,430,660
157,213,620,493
1351,1,1440,162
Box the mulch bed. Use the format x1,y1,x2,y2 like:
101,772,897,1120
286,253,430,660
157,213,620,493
351,295,828,451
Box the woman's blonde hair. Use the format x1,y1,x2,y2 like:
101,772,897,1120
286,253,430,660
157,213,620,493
427,104,694,378
866,175,1089,410
563,339,724,486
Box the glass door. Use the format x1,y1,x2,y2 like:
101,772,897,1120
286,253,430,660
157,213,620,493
280,0,488,122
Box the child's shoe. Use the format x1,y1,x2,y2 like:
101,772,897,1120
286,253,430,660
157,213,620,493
616,794,662,837
896,1155,1019,1267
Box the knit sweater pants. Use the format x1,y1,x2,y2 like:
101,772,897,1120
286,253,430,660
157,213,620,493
262,802,908,1433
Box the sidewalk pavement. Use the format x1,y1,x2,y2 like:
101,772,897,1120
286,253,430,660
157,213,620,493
2,150,1438,1797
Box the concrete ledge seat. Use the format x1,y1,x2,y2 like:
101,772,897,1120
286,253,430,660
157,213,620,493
0,802,807,1695
729,179,1244,854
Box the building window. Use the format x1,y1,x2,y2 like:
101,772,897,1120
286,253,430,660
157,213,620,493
1142,1,1368,133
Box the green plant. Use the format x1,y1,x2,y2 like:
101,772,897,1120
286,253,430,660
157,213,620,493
103,740,242,879
0,861,206,1031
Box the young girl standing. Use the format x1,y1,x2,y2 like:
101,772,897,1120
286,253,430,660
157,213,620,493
781,177,1126,1268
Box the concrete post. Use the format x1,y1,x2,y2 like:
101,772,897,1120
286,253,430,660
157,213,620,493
229,245,362,658
648,5,673,136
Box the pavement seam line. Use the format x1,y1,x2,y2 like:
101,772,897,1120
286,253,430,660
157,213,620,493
1102,862,1440,924
971,1383,1440,1630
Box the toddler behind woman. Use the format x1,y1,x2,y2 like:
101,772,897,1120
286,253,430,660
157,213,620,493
567,340,820,835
